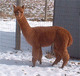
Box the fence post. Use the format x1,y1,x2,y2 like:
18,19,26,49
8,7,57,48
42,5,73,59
45,0,47,21
15,0,22,50
51,0,56,53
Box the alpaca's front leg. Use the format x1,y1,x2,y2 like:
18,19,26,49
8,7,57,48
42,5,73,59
32,57,36,67
38,48,42,65
32,47,40,67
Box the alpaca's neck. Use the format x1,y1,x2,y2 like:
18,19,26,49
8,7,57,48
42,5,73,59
17,15,33,45
17,15,31,32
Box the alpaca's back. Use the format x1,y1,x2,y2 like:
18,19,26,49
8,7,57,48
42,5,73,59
33,26,56,47
33,26,73,47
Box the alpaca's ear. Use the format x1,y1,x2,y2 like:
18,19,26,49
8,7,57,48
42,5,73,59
22,5,24,9
13,5,16,9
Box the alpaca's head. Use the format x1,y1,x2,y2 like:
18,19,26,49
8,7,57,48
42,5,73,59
13,5,24,19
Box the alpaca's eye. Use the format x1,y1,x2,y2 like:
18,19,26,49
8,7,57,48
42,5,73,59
20,11,23,13
15,11,19,15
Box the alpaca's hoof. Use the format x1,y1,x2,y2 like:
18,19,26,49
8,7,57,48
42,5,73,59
60,65,64,69
51,63,54,66
32,65,35,67
32,64,35,67
40,61,42,65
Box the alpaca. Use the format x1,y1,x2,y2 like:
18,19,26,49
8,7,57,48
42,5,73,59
13,5,73,68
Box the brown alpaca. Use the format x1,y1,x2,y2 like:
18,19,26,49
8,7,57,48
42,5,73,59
13,5,73,68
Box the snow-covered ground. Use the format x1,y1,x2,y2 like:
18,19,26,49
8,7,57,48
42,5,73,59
0,19,80,76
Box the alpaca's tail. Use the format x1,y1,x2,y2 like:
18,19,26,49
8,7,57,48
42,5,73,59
67,32,73,47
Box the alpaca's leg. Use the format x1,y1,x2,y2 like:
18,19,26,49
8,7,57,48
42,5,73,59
32,47,39,67
58,44,70,68
52,52,61,66
32,57,37,67
38,48,42,64
52,45,61,66
61,50,70,68
53,42,69,68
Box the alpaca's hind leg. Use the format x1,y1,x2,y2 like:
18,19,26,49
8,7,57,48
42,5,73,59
52,53,61,66
52,45,61,66
58,44,70,68
61,50,70,68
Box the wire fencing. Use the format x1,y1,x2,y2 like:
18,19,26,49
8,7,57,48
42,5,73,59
0,19,15,49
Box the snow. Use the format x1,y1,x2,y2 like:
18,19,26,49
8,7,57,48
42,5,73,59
0,19,80,76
